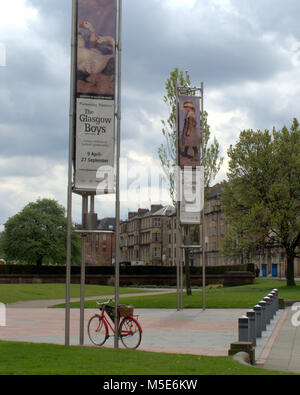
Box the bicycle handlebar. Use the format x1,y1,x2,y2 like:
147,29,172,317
96,298,114,306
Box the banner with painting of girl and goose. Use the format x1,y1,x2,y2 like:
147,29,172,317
74,0,116,192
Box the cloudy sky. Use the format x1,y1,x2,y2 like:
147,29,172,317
0,0,300,228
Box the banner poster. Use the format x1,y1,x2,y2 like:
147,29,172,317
178,95,201,168
74,0,116,191
179,167,204,224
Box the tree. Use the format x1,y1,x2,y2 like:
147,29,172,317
2,198,81,266
158,68,224,294
221,119,300,286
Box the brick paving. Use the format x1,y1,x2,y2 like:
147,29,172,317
1,306,247,356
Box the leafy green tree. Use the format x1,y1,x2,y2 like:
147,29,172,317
221,119,300,286
2,198,81,266
158,68,223,294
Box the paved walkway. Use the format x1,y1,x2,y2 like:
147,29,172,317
256,306,300,373
2,306,248,356
1,293,300,374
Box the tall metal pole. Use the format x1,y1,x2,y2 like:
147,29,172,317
180,247,183,310
114,0,122,349
175,80,181,311
201,82,206,311
65,0,77,346
79,194,87,345
90,195,96,265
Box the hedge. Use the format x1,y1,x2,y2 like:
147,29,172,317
0,263,254,276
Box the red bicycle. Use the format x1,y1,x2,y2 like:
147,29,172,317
87,298,142,349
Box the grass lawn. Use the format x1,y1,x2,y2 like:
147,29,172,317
0,340,293,375
56,279,300,309
0,284,154,305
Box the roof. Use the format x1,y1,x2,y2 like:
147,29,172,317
123,205,176,223
152,205,175,217
97,217,115,231
205,184,222,200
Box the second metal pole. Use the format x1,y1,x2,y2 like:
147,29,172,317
114,0,122,349
65,0,77,347
201,82,206,311
79,194,88,345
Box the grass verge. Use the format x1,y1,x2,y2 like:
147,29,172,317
0,284,154,305
0,340,293,375
54,279,300,309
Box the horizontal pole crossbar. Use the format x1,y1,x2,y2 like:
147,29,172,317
73,230,114,235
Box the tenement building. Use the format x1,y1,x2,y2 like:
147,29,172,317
119,184,300,277
85,184,300,277
120,205,175,265
85,217,116,266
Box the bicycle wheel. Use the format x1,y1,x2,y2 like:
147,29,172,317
87,315,108,346
119,317,142,349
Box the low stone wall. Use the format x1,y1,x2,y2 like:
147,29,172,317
0,271,254,287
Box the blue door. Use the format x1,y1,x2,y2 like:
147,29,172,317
272,264,278,277
262,264,267,277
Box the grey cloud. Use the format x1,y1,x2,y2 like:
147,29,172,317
122,0,291,95
0,32,70,160
1,0,300,226
22,0,297,95
231,0,300,39
26,0,72,44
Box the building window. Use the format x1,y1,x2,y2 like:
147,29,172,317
153,218,160,227
209,256,217,266
153,247,161,258
221,225,225,236
153,233,160,242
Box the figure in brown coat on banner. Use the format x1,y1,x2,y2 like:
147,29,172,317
179,96,201,167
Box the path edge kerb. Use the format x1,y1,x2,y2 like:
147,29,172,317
233,351,252,366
